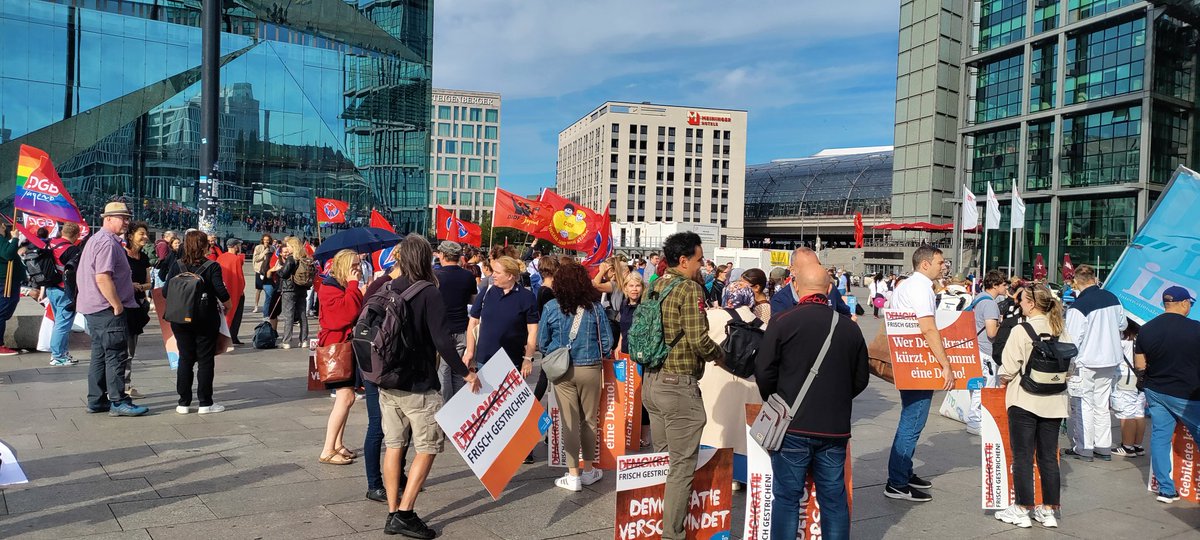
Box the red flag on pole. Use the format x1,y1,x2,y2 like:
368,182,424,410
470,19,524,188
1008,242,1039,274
537,189,609,253
435,205,482,247
315,198,349,224
580,205,614,269
854,212,864,248
493,188,553,237
369,209,395,232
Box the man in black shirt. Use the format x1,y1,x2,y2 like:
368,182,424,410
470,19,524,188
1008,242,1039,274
1136,286,1200,504
434,241,477,404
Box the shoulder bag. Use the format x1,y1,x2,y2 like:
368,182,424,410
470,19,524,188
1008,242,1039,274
749,310,840,451
542,306,584,383
316,341,354,383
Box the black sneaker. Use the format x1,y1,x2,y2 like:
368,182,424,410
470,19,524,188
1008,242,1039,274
907,474,933,489
366,488,387,503
1133,445,1146,456
385,511,437,538
523,452,536,464
884,484,932,502
1063,448,1093,462
1094,452,1112,462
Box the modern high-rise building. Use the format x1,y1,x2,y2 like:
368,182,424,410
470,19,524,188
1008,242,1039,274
429,88,500,224
0,0,433,238
894,0,1200,277
557,102,747,248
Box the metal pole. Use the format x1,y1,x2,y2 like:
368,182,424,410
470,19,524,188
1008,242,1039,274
982,225,989,274
1007,228,1014,279
198,0,220,232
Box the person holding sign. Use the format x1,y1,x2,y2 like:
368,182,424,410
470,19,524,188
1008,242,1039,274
756,263,869,539
994,285,1072,528
884,245,954,503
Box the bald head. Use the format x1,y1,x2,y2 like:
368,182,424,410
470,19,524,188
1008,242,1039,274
792,263,832,298
789,247,819,275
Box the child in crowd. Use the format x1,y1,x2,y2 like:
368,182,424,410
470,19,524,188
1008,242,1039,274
1111,319,1145,457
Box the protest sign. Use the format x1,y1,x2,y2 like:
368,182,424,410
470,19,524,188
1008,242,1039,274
150,289,180,369
436,350,547,500
981,388,1051,509
548,356,642,469
617,353,644,452
884,309,982,390
742,405,852,540
1106,166,1200,324
306,338,322,391
615,448,733,540
0,439,29,487
1147,423,1200,503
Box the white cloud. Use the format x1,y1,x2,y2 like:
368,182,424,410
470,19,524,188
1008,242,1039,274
432,0,900,100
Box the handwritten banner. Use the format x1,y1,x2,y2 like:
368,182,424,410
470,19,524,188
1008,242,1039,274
1147,423,1200,503
615,448,733,540
436,350,548,500
884,309,982,390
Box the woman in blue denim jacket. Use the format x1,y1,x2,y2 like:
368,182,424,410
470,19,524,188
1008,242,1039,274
538,262,613,492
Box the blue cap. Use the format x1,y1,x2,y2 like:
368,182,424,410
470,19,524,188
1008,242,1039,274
1162,286,1195,304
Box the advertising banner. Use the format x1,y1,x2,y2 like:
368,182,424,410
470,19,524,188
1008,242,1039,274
436,350,548,500
742,405,852,540
614,448,733,540
1147,423,1200,503
884,309,983,390
981,388,1050,509
1105,166,1200,325
548,356,643,469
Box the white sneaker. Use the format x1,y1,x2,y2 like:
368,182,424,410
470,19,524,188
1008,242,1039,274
580,468,603,486
555,473,582,492
176,406,190,414
281,343,291,349
1032,506,1058,528
995,505,1031,528
198,404,226,414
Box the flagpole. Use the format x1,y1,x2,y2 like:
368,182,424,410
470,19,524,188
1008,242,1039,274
4,208,14,296
982,225,989,274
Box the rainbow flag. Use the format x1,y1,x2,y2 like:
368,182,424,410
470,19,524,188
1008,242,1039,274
15,145,83,224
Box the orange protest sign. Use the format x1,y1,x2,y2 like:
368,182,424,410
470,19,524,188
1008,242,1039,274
1147,423,1200,502
883,309,983,390
981,388,1053,508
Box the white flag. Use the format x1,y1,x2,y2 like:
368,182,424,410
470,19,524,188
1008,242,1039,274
1010,183,1026,230
986,182,1001,230
962,184,979,231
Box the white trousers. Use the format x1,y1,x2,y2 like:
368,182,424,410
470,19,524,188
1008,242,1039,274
1068,365,1117,457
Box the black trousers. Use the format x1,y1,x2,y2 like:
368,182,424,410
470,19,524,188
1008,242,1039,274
1008,405,1061,507
230,296,246,343
173,319,220,407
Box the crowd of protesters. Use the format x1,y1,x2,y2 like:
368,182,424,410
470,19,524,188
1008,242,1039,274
3,207,1199,540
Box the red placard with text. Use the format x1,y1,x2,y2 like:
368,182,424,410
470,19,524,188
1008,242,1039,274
615,448,733,540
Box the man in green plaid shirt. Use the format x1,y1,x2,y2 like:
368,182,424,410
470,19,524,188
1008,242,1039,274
643,231,724,540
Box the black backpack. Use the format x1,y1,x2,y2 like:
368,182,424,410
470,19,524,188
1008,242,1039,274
1017,323,1078,395
253,320,278,349
163,260,215,324
354,279,433,389
991,314,1023,360
21,244,61,287
720,308,763,378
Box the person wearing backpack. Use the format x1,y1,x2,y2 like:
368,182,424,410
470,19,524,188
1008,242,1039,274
994,284,1074,529
46,222,83,366
163,230,231,415
755,263,869,540
633,232,723,540
277,237,312,349
538,261,613,492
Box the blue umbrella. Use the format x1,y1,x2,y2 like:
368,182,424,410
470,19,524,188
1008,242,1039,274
313,227,402,262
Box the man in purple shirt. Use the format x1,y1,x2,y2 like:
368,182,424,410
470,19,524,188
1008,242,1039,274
80,202,147,416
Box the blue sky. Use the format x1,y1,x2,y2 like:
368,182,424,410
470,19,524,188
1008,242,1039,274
432,1,900,197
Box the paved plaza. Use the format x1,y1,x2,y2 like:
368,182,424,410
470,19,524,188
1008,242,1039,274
0,284,1197,539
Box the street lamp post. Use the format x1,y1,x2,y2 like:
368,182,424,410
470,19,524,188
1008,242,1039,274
198,0,220,232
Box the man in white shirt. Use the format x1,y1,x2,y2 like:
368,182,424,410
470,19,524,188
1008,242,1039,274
1064,264,1126,461
884,245,955,502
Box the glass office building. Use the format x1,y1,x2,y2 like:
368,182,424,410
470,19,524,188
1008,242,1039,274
0,0,433,239
959,0,1199,277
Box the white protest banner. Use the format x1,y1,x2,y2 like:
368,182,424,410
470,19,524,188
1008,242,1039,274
615,448,733,540
436,350,548,500
0,438,29,486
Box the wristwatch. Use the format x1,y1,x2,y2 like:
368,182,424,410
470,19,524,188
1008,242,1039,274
522,356,534,362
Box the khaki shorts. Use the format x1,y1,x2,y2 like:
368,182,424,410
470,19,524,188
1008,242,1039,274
378,388,445,454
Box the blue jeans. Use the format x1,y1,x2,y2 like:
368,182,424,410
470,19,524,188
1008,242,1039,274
46,287,76,360
888,389,933,488
261,283,276,318
363,380,384,491
771,433,849,540
1145,388,1200,497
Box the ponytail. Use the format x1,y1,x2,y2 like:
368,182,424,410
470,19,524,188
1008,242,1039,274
1028,285,1064,336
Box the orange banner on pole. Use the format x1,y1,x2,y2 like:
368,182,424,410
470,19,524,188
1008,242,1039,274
884,309,983,390
493,188,553,238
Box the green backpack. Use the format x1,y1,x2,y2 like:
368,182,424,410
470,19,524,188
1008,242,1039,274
628,276,685,369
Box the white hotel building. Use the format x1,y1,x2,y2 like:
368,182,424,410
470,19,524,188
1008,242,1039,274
429,88,501,223
556,102,747,248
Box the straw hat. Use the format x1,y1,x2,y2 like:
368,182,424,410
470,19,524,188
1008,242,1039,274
100,202,132,218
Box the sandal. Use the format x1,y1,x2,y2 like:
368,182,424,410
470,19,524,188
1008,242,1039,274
319,451,353,465
336,445,357,459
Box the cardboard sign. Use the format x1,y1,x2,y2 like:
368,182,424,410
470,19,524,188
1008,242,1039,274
884,309,983,390
1147,423,1200,502
307,338,322,391
436,350,547,500
548,356,643,470
150,289,180,369
980,388,1052,509
615,448,733,540
742,405,852,540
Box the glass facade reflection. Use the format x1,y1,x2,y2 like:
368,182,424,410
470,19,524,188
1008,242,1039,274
1064,17,1145,106
978,0,1027,52
1059,197,1136,274
969,127,1020,194
975,54,1024,124
745,150,892,220
0,0,432,238
1061,105,1141,188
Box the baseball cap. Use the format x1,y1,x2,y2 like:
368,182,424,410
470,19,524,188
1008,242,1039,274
436,240,462,256
1162,286,1195,304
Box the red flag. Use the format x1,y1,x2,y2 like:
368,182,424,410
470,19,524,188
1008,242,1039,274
14,145,84,224
3,214,46,249
315,198,349,224
369,209,395,232
493,188,553,237
581,206,614,269
537,189,608,252
435,205,482,247
854,212,864,248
